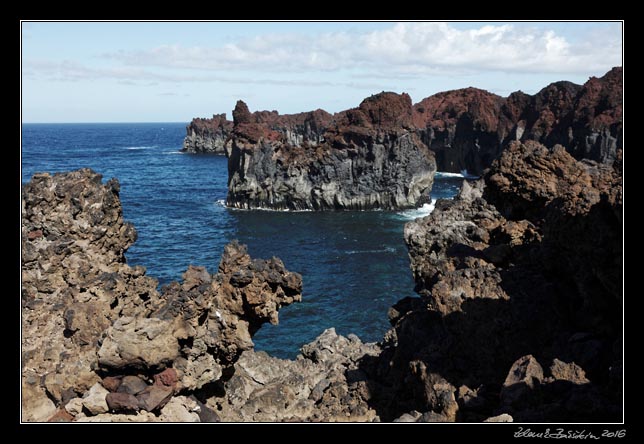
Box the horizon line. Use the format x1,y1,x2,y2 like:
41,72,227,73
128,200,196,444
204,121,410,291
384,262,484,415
22,121,191,125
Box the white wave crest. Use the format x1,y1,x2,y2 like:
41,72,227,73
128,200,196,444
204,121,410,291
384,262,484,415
216,200,314,212
435,170,480,180
125,145,156,150
396,200,436,220
435,171,465,178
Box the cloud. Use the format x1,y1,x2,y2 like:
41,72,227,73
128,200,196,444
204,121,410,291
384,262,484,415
22,58,395,90
103,22,622,76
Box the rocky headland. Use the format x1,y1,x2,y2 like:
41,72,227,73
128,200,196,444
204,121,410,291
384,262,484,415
225,93,436,210
183,67,621,210
181,114,233,154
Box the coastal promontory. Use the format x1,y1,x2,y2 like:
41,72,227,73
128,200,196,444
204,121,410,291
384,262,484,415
224,93,436,211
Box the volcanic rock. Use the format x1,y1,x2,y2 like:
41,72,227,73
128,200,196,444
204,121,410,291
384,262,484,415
363,140,622,422
225,93,436,210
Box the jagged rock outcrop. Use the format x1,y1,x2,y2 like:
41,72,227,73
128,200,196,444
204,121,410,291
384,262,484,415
186,68,621,199
413,87,508,175
182,106,333,154
182,114,233,154
412,67,622,174
361,141,622,422
225,93,436,210
207,328,380,422
21,169,302,421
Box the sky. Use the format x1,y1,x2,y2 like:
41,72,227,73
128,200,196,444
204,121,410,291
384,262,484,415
21,21,623,123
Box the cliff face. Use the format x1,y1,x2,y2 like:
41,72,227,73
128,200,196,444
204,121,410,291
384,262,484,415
413,87,507,175
412,67,622,174
361,141,622,422
225,93,436,211
182,107,334,154
182,114,233,154
186,67,621,186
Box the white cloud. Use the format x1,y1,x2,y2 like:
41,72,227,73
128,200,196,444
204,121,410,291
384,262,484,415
22,58,395,90
101,22,622,76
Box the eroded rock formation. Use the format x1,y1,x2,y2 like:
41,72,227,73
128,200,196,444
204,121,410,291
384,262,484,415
181,114,233,154
412,67,622,174
186,67,621,181
361,141,622,422
21,169,303,422
225,93,436,210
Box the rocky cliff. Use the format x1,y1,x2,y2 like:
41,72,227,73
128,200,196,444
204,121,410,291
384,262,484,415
225,93,436,210
413,67,622,174
186,67,621,177
181,114,233,154
182,106,333,154
360,141,622,422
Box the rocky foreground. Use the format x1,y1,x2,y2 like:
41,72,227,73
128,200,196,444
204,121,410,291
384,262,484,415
22,137,622,422
21,169,379,422
184,67,621,179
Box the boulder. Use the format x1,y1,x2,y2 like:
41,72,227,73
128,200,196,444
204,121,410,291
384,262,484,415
82,382,110,415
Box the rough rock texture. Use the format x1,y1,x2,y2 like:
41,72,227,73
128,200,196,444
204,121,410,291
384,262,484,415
22,131,623,422
21,169,301,421
181,114,233,154
225,93,436,210
413,67,622,174
182,105,334,154
413,87,507,175
206,328,380,422
360,141,621,422
190,67,623,180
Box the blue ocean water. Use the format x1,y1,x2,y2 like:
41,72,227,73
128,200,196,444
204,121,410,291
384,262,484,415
21,123,462,358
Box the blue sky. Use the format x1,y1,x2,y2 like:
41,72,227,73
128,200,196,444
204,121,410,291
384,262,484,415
21,21,623,123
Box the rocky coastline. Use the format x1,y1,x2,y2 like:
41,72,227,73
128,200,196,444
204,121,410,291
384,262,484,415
21,134,622,421
22,66,622,422
183,67,621,184
181,114,233,154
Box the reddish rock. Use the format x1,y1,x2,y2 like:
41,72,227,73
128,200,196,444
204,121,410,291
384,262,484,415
410,67,621,173
106,392,140,412
47,408,74,422
136,385,174,412
232,100,253,125
27,229,43,241
153,368,178,390
101,376,123,392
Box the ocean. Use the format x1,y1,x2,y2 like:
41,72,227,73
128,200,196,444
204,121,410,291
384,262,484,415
21,122,462,358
